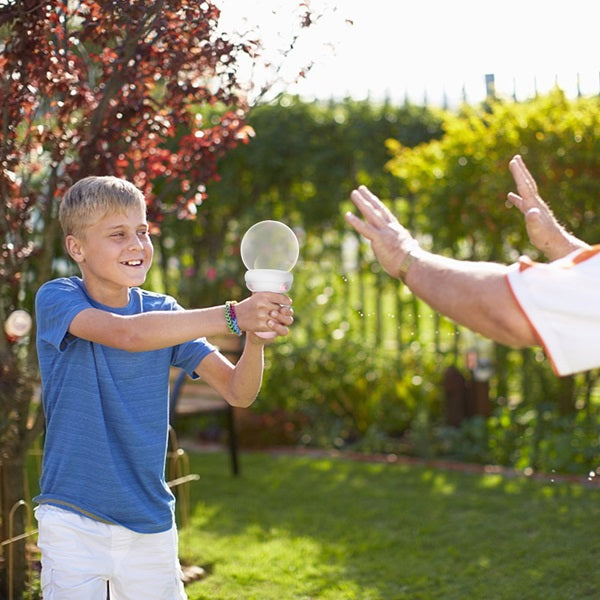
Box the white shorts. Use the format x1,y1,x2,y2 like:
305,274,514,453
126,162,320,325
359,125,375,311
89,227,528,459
35,504,187,600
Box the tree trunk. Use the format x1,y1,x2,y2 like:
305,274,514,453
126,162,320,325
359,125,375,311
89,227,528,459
0,456,27,600
556,375,576,415
0,349,41,600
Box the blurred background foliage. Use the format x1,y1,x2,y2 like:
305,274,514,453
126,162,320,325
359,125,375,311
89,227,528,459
156,90,600,475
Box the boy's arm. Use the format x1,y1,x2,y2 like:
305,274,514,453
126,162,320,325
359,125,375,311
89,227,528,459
194,333,268,408
68,293,293,351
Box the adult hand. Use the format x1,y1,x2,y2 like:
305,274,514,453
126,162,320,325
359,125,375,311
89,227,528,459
345,185,417,279
507,155,589,261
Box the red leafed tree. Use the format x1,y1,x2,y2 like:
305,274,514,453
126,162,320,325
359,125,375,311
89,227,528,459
0,1,319,596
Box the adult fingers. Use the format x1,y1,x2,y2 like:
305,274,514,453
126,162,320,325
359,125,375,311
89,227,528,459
354,185,396,223
344,209,376,240
506,191,526,214
509,155,539,204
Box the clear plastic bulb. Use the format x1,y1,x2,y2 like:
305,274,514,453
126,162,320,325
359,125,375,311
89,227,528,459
241,220,299,272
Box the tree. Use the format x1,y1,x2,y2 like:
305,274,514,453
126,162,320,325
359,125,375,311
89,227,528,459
0,1,320,596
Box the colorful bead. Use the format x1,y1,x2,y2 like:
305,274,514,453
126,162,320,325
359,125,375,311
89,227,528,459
225,300,242,336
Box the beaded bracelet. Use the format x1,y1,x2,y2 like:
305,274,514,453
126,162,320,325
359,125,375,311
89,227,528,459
225,300,242,336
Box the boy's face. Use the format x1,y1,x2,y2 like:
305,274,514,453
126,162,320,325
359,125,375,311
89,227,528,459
66,204,153,306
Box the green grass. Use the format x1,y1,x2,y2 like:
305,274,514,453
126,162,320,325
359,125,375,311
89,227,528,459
177,449,600,600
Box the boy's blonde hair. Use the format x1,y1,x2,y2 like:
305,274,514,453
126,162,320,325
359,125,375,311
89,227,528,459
59,176,146,237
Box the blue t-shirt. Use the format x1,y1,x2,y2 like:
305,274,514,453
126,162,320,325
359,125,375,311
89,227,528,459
34,277,215,533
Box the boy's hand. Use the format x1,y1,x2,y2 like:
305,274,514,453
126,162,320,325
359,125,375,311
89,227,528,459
234,292,293,337
246,329,287,346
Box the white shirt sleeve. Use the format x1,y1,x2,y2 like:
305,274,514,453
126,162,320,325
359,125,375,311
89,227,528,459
506,247,600,376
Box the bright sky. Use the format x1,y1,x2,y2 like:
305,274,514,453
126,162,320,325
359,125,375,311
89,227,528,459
217,0,600,106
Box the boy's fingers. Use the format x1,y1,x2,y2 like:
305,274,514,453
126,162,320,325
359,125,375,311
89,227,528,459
270,310,293,327
268,321,289,336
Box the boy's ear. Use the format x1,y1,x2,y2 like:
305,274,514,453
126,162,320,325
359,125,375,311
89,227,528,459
65,235,85,263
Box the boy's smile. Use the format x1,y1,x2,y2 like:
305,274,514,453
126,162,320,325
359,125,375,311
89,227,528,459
66,205,153,307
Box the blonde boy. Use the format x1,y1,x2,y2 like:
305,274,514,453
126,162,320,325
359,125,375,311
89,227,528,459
34,176,293,599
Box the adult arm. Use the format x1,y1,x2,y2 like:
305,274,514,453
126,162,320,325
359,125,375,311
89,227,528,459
400,251,536,347
344,185,537,348
68,293,293,352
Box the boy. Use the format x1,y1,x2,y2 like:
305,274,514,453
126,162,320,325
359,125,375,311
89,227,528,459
34,175,294,599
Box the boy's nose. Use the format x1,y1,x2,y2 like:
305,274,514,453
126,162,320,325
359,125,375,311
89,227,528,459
129,236,144,251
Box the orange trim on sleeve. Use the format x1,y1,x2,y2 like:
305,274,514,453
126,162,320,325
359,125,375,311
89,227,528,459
517,255,535,272
517,244,600,273
570,245,600,265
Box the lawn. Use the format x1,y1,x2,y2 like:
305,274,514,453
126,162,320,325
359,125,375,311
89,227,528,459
176,448,600,600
